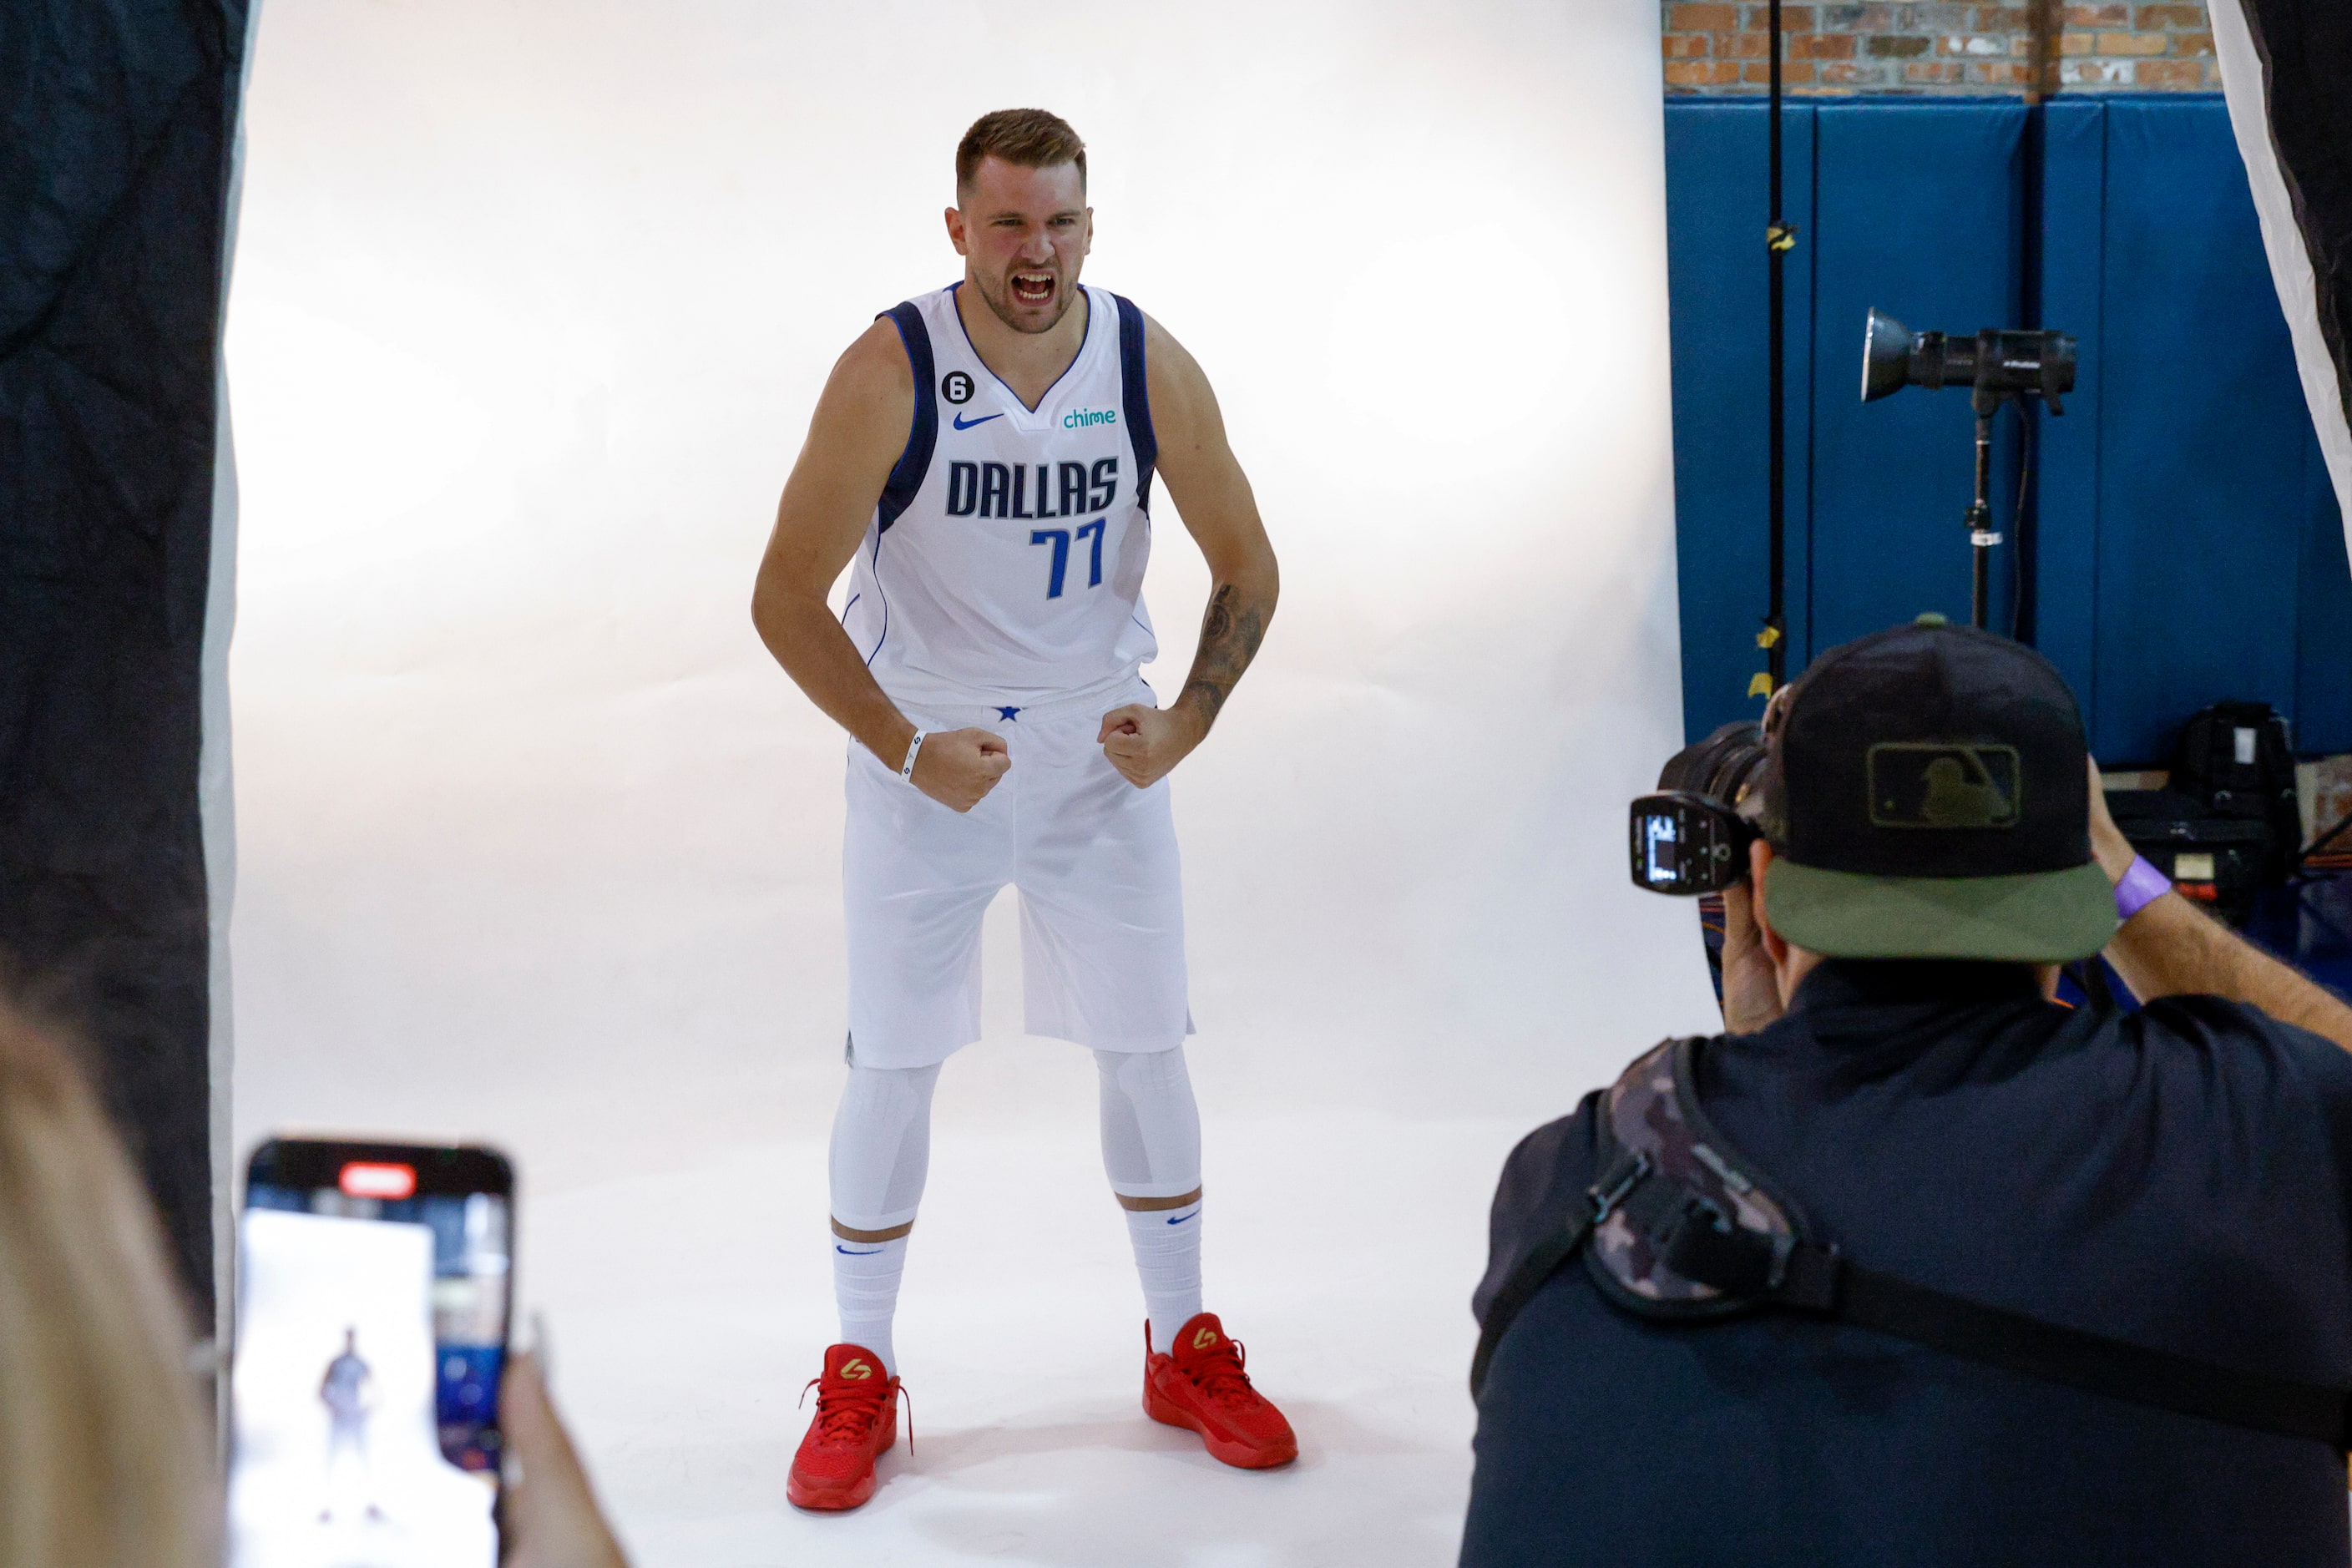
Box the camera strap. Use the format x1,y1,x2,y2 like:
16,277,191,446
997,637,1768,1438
1469,1036,2352,1448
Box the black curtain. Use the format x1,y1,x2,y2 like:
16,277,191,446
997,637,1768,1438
2233,0,2352,432
0,1,249,1319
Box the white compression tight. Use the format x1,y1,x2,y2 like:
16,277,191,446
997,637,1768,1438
826,1045,1206,1371
1095,1045,1206,1353
826,1061,940,1376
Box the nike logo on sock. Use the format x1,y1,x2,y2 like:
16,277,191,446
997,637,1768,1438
836,1245,884,1255
1166,1210,1199,1226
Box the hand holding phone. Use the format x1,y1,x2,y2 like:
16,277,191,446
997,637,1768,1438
498,1352,630,1568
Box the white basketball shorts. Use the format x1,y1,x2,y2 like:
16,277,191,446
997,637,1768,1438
842,682,1192,1070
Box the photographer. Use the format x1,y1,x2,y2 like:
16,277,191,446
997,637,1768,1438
1462,620,2352,1567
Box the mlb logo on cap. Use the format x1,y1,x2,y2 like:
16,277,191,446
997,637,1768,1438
1866,743,2021,831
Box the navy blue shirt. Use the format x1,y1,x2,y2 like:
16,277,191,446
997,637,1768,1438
1464,959,2352,1567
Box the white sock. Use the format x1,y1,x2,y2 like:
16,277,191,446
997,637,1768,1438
1096,1047,1205,1354
1126,1197,1205,1353
832,1234,907,1377
827,1061,940,1378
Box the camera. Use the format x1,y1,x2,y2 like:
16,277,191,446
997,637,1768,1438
1861,310,2076,414
1628,721,1769,896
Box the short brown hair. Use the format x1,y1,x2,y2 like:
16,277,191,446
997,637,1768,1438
956,109,1086,199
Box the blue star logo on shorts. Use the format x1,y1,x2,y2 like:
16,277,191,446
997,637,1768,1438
997,706,1021,721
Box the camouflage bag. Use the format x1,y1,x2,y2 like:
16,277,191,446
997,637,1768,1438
1581,1035,1823,1321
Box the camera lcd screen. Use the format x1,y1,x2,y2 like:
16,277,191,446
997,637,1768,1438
1629,792,1753,895
230,1149,509,1568
1643,813,1680,885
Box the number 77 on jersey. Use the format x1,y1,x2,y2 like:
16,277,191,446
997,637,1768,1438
1031,518,1106,599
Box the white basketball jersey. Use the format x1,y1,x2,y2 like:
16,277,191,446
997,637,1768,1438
842,282,1160,711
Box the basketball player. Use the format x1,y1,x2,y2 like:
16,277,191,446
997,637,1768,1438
317,1326,382,1523
751,108,1292,1510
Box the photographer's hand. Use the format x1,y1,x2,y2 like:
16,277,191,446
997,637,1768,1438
2084,758,2140,883
2091,760,2352,1052
1718,882,1786,1034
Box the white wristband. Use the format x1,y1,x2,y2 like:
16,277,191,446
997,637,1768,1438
899,729,926,782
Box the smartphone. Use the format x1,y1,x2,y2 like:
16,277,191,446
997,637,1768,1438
229,1138,514,1568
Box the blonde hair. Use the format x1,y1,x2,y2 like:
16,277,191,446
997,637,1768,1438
0,999,216,1567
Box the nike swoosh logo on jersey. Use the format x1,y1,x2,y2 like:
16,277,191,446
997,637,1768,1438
952,411,1004,430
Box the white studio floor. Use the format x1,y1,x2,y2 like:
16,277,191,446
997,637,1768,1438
517,1077,1531,1568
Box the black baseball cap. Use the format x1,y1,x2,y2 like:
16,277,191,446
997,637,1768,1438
1759,617,2117,962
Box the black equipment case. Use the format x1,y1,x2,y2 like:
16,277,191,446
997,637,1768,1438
2107,789,2273,927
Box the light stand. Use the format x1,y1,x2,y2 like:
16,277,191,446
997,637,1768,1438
1761,0,1793,695
1965,389,2006,630
1860,312,2076,635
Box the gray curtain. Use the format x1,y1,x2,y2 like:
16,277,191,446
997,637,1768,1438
0,0,252,1320
2213,0,2352,549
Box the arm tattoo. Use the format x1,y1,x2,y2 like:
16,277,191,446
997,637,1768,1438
1180,582,1268,732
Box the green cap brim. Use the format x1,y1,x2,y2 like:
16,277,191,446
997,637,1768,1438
1764,856,2119,963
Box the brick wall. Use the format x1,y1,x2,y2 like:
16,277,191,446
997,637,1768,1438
1662,2,2220,94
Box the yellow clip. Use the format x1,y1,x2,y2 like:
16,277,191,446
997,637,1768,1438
1748,672,1775,698
1767,222,1799,254
1756,625,1783,649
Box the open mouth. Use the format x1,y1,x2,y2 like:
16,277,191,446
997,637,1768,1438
1010,270,1056,307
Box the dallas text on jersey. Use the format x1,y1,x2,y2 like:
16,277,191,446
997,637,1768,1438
944,458,1123,520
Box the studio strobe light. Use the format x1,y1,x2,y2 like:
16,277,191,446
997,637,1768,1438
1861,311,2076,411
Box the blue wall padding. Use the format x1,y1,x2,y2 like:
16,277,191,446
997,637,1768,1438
1662,102,1813,733
1666,94,2352,762
2300,463,2352,749
1807,102,2029,655
2071,99,2342,761
2031,100,2107,707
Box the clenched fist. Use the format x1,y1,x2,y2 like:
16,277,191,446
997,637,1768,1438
1098,703,1205,789
910,727,1010,812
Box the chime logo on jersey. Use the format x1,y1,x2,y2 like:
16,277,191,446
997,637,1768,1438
1062,405,1117,429
944,458,1120,519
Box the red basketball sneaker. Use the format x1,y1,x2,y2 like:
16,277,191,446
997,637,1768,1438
787,1343,901,1511
1143,1312,1297,1469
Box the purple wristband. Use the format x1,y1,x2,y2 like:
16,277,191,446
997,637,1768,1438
2114,854,2171,921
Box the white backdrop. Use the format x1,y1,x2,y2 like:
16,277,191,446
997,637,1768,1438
225,2,1714,1557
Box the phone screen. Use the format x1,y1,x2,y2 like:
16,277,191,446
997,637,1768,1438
229,1141,513,1568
